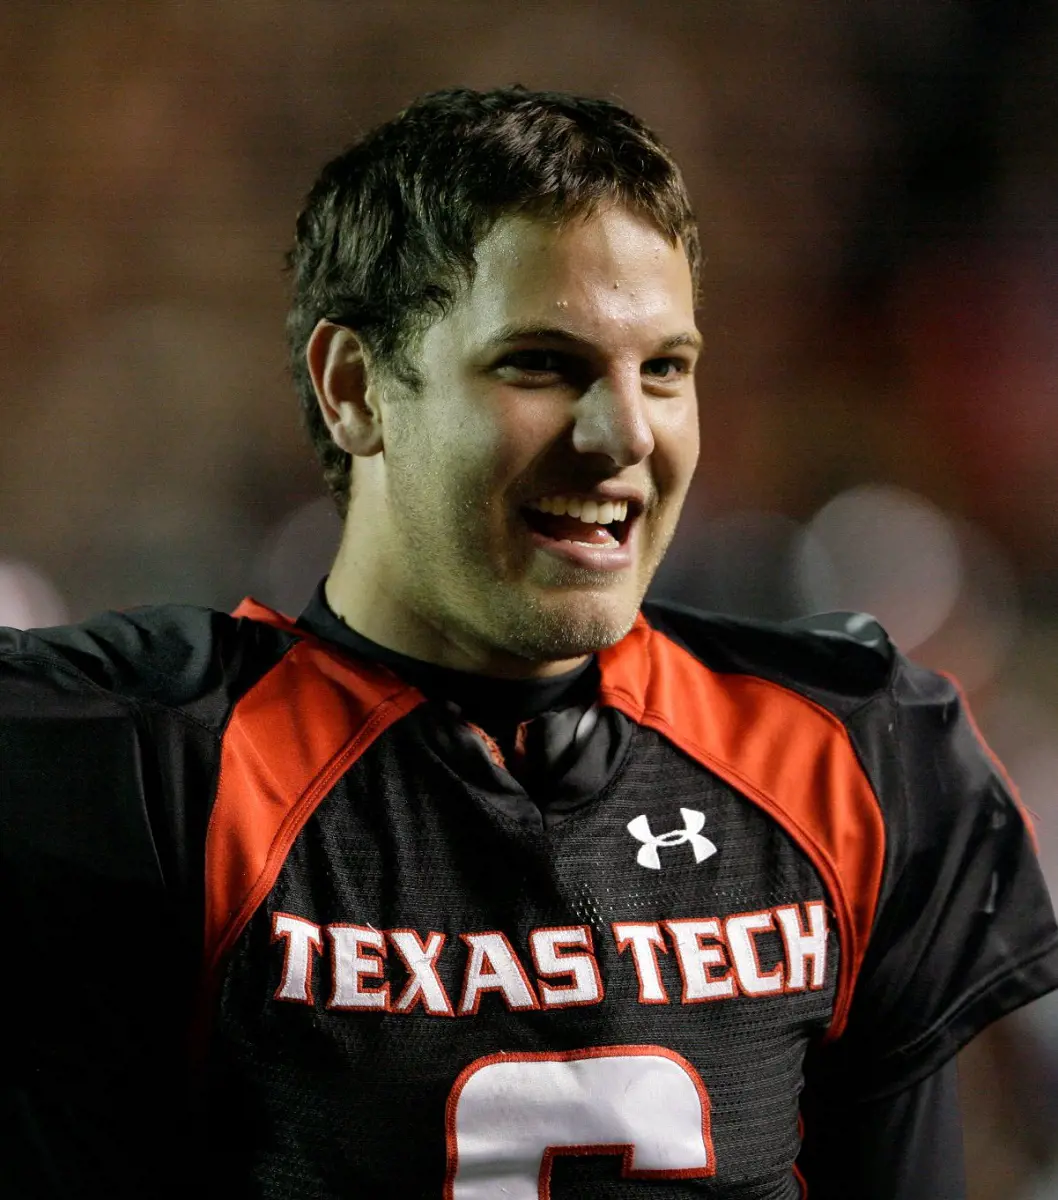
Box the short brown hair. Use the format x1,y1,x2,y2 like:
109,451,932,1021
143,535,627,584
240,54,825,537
287,86,700,516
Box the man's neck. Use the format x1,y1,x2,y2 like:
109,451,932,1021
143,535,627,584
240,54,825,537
300,579,596,725
324,566,589,681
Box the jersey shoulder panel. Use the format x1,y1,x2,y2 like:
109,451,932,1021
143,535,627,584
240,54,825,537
640,599,895,717
199,599,425,1019
0,603,299,729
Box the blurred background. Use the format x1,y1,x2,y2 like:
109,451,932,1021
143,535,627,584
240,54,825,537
2,1,1056,1193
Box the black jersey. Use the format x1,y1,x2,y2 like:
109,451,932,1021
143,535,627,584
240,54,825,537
0,595,1055,1198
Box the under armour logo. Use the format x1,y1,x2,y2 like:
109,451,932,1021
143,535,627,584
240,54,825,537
626,809,717,870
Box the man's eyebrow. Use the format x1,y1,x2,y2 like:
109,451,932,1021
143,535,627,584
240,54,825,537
656,331,703,352
482,324,703,353
482,324,592,351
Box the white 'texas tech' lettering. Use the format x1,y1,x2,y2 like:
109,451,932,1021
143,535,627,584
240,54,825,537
774,902,828,990
328,924,389,1010
271,912,323,1004
269,901,829,1015
389,929,452,1015
725,912,784,996
529,926,603,1008
665,920,736,1002
613,922,670,1004
459,932,539,1014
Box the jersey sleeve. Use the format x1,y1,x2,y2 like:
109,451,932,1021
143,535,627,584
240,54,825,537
0,605,292,938
0,610,277,1196
798,1057,966,1199
829,655,1058,1100
0,625,169,897
0,626,199,1194
0,613,232,912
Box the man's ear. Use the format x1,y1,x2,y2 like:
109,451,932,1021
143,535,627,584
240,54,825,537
305,320,384,456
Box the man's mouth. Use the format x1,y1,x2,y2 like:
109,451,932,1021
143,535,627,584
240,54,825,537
521,494,637,547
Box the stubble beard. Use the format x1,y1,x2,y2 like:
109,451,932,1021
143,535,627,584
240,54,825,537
502,520,680,661
490,582,639,661
403,528,642,665
391,478,647,666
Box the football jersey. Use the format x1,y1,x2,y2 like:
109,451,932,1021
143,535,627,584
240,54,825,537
0,593,1055,1199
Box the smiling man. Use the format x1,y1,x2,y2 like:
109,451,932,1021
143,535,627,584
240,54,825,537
314,204,699,674
1,87,1057,1200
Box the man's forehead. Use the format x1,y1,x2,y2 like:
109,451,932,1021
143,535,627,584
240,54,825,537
475,207,687,278
459,207,696,344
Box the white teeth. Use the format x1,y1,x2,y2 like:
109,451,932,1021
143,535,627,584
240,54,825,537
527,495,632,524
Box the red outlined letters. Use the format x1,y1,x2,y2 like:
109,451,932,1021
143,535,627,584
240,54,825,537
459,932,539,1014
724,910,785,997
775,902,828,991
529,926,604,1009
271,912,323,1004
612,922,670,1004
664,919,736,1003
327,923,390,1010
269,900,828,1016
389,929,454,1016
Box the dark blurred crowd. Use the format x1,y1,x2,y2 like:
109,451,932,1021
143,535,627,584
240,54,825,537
2,4,1057,1194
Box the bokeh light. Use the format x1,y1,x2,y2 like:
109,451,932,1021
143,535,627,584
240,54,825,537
0,559,69,629
794,484,963,651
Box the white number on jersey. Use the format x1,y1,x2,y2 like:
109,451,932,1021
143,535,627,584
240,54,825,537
444,1044,715,1198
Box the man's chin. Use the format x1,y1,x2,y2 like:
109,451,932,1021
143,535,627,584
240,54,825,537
499,592,641,662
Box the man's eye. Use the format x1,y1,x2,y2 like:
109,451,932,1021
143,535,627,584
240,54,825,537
642,357,689,381
496,350,566,375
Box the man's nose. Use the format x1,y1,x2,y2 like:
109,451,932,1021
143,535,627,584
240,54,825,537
571,374,655,466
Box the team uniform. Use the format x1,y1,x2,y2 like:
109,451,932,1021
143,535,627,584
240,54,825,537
1,585,1056,1198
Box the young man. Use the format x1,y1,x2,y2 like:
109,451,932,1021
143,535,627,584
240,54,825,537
1,87,1055,1199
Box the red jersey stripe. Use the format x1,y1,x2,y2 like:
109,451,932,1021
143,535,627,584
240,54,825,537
598,614,886,1039
203,601,422,990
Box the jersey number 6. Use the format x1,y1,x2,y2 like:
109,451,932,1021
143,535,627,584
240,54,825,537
443,1044,716,1198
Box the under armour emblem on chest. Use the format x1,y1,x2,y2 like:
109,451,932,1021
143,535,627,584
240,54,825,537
626,809,717,870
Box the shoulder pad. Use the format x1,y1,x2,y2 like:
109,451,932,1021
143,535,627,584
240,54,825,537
641,599,896,707
783,610,891,654
4,604,296,715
